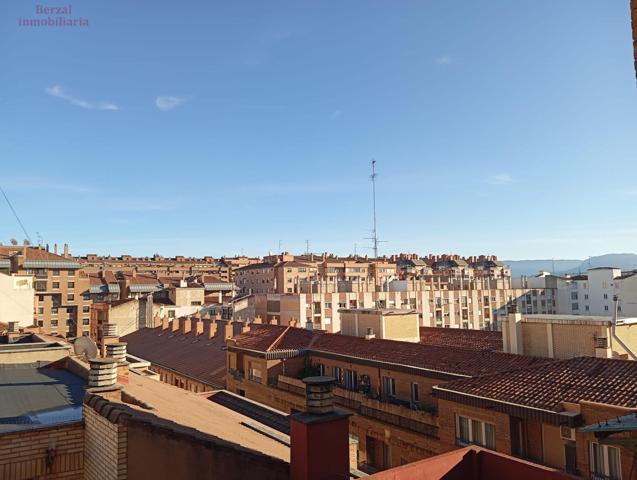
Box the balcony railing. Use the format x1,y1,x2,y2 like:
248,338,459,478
228,368,244,381
276,376,440,438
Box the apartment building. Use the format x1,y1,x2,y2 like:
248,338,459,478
432,356,637,479
520,267,637,317
78,253,259,282
235,277,556,332
226,323,550,471
0,244,91,337
0,272,33,327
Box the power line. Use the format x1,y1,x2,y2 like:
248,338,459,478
0,185,31,243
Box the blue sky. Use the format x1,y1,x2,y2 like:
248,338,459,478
1,0,636,259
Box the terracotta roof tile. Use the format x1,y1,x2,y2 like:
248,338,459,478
419,327,502,352
122,320,242,388
435,356,637,411
232,325,548,377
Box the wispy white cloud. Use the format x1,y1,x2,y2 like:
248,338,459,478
3,176,96,194
155,96,186,111
434,55,454,65
489,174,513,185
45,85,119,110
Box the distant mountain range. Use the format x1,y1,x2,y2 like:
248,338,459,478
505,254,637,277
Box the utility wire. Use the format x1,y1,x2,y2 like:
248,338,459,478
0,185,31,243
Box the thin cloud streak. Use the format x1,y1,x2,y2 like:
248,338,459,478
434,55,454,65
155,96,186,111
45,85,119,111
489,174,513,185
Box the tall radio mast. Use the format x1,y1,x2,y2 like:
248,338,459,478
365,159,385,258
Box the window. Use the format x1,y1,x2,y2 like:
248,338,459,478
37,321,43,327
572,303,579,311
383,376,396,396
52,270,60,276
248,364,262,383
83,293,90,301
38,307,44,314
411,382,419,402
68,282,75,288
83,318,90,325
67,294,74,301
191,301,202,306
52,282,60,289
324,302,332,309
456,415,496,450
584,294,589,300
83,306,90,313
571,292,578,300
344,369,357,391
605,305,609,311
68,270,75,277
332,366,343,384
51,320,58,327
564,442,577,475
590,442,621,480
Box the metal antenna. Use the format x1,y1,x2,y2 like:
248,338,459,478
305,239,310,255
0,185,31,244
365,159,386,258
278,240,282,252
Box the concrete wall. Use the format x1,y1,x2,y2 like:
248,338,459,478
0,273,34,327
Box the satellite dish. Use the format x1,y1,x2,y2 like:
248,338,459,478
73,336,98,360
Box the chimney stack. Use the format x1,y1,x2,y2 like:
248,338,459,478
63,243,69,258
225,322,235,340
364,327,375,340
180,317,192,335
290,376,352,480
171,319,180,332
88,358,119,389
206,320,218,339
193,318,204,336
162,316,169,330
54,243,58,255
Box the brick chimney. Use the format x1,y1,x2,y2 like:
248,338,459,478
224,321,235,340
171,319,180,332
193,318,204,336
161,316,169,330
205,320,218,339
180,317,191,335
290,377,352,480
63,243,69,258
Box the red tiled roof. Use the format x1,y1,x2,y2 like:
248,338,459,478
232,324,549,377
420,327,502,352
435,356,637,411
122,320,243,388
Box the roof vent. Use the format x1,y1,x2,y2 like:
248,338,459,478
365,327,375,340
303,376,336,415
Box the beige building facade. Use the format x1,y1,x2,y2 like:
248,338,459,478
0,272,34,327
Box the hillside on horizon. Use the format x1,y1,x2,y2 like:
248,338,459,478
506,253,637,277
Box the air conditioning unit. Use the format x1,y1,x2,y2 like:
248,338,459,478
560,426,576,441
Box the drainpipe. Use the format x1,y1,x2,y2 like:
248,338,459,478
612,295,637,360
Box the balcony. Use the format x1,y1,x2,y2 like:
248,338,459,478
274,375,439,438
228,368,244,381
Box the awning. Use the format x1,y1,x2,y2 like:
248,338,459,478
23,260,81,269
129,284,162,293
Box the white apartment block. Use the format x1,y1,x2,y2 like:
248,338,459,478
515,267,637,318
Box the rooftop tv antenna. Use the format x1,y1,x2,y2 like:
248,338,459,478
73,335,98,360
365,159,386,258
0,185,31,244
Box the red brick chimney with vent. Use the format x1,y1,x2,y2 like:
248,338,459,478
290,376,351,480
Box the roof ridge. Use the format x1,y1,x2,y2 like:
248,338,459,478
266,326,291,352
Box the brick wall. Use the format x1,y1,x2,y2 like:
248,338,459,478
437,399,513,456
0,423,84,480
150,364,216,393
84,403,127,480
